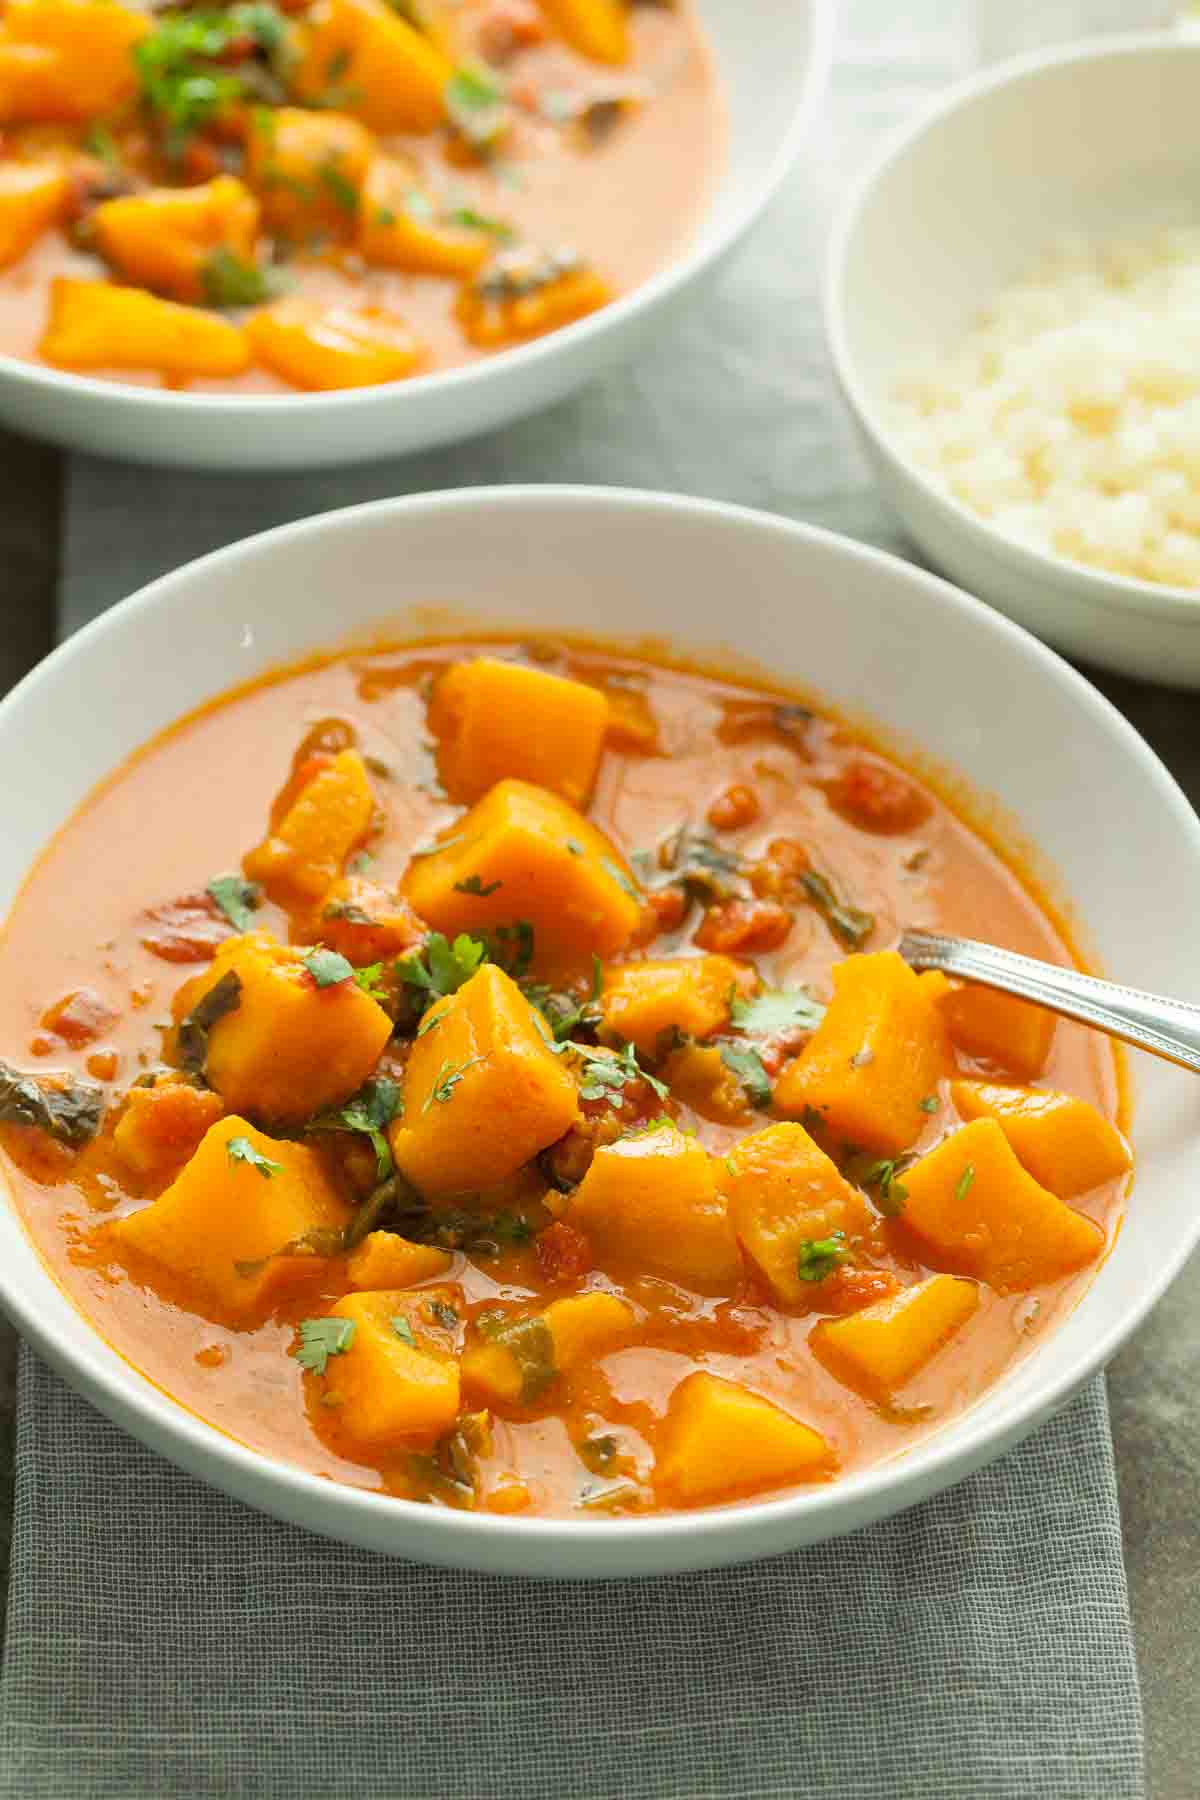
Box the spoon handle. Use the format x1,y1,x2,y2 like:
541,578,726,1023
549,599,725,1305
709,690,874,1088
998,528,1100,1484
899,929,1200,1075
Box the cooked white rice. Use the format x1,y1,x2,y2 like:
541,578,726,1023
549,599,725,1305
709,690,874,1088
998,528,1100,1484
888,226,1200,588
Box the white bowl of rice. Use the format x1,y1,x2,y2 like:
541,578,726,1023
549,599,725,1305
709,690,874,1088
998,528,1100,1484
825,31,1200,688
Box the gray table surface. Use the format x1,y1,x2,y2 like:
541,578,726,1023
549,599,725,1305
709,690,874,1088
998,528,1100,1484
0,4,1198,1793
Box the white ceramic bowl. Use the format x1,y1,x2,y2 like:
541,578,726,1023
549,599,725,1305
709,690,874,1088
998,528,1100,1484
825,32,1200,689
0,0,830,472
1,486,1198,1578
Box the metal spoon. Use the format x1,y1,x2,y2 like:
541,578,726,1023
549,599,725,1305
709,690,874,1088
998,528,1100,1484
899,929,1200,1076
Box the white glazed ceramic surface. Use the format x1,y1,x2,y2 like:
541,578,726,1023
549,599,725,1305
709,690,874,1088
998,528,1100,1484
0,487,1196,1578
0,0,831,472
826,33,1200,688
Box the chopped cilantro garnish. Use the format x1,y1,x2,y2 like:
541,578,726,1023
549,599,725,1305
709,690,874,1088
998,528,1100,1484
319,158,359,213
200,249,275,310
445,62,508,154
206,872,262,932
309,1076,401,1179
730,988,825,1037
391,1315,417,1347
719,1043,772,1108
427,1298,459,1330
293,1316,355,1374
568,1040,668,1104
799,870,875,952
226,1135,283,1180
956,1164,976,1202
601,857,639,901
304,947,355,988
352,961,388,1002
919,1095,940,1114
858,1157,909,1217
399,931,487,1004
796,1232,847,1283
446,205,514,239
454,874,503,897
422,1057,482,1112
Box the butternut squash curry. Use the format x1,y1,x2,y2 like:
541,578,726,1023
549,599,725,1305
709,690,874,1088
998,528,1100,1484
0,643,1130,1516
0,0,720,390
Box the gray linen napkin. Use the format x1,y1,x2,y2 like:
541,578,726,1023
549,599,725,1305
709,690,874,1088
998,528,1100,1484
0,5,1148,1794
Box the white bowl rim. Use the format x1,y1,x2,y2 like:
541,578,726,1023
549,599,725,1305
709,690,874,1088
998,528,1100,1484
0,0,835,420
824,28,1200,627
3,481,1199,1568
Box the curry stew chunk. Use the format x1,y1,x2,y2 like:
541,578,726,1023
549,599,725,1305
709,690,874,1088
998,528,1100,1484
0,0,720,389
0,640,1130,1518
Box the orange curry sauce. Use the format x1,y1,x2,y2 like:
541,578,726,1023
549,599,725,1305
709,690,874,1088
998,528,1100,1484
0,642,1129,1517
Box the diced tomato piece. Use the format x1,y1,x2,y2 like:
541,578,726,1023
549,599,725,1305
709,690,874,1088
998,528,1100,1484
828,758,931,835
536,1219,593,1284
40,987,117,1047
139,892,231,963
694,898,792,954
630,884,688,946
706,784,761,832
820,1267,902,1315
749,838,810,902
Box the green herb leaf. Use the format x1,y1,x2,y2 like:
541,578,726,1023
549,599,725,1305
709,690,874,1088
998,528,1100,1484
427,1297,459,1330
857,1157,910,1217
795,1231,847,1283
398,931,487,1003
178,968,242,1075
956,1163,976,1203
226,1135,283,1180
799,870,875,952
293,1315,356,1374
391,1314,417,1347
719,1043,772,1108
200,248,274,309
568,1039,668,1104
730,988,825,1037
579,1434,618,1474
319,158,359,213
446,205,514,239
0,1061,103,1147
453,874,503,897
565,838,584,857
309,1076,402,1179
601,856,639,901
488,920,535,979
422,1056,482,1112
304,947,355,988
445,62,508,154
919,1095,940,1114
206,872,263,932
352,961,388,1001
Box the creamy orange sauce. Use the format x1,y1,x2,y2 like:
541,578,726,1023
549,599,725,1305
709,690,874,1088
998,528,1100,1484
0,4,723,390
0,643,1128,1516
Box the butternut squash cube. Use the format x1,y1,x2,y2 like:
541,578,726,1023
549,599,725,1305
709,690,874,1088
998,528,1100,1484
0,161,66,267
0,0,148,123
655,1372,832,1504
661,1041,752,1126
310,874,425,965
171,932,393,1123
536,0,629,65
346,1229,452,1290
402,778,641,977
245,297,426,391
390,963,579,1194
462,1291,635,1407
898,1117,1106,1291
457,255,612,347
950,1080,1130,1198
810,1274,980,1403
112,1115,351,1318
358,158,494,276
314,1286,462,1448
942,983,1055,1080
720,1122,872,1306
599,954,749,1057
245,107,373,240
244,747,375,905
568,1123,741,1293
774,952,948,1157
429,656,609,807
39,278,251,379
291,0,451,133
91,177,260,304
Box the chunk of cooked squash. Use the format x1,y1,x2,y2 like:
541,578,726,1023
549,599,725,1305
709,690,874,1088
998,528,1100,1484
358,157,495,276
39,278,251,379
898,1117,1106,1291
568,1122,742,1293
111,1115,350,1318
0,160,66,267
950,1079,1131,1199
171,931,393,1123
774,952,948,1156
311,1286,462,1449
456,249,612,347
245,297,426,391
655,1372,832,1504
720,1121,872,1306
535,0,628,64
112,1074,225,1180
290,0,451,133
0,0,148,123
244,747,375,905
941,982,1055,1080
390,963,579,1194
660,1041,753,1126
245,107,373,240
810,1274,979,1402
599,954,751,1057
345,1229,452,1290
461,1291,635,1407
402,778,641,977
309,874,425,964
91,177,260,304
429,657,609,807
